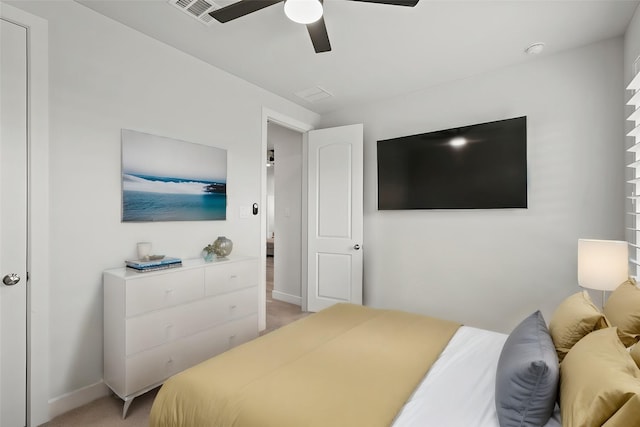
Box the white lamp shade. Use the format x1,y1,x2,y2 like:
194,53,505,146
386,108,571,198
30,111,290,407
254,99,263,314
577,239,629,291
284,0,323,24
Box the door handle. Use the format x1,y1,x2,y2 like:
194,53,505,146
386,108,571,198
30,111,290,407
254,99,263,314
3,273,20,286
353,244,361,251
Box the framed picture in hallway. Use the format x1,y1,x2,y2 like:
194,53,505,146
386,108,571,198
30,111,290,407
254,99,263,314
121,129,227,222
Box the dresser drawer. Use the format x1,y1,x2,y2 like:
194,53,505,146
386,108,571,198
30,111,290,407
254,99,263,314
179,314,260,367
205,259,259,296
124,339,187,395
126,268,204,316
124,314,259,395
216,314,259,351
125,287,258,355
180,314,259,366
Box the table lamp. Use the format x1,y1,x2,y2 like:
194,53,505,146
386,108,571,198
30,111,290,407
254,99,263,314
577,238,629,306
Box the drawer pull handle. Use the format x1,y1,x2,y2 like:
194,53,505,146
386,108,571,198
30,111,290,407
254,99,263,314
230,304,237,309
167,357,173,364
230,275,238,279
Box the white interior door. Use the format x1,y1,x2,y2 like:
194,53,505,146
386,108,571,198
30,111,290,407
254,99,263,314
1,17,28,427
307,124,363,312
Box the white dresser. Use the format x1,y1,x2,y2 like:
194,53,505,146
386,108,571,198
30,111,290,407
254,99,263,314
103,256,259,417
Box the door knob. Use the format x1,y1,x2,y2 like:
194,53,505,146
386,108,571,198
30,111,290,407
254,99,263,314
353,244,361,250
3,273,20,286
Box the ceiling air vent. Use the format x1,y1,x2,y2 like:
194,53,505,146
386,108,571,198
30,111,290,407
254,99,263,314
294,86,334,103
168,0,226,25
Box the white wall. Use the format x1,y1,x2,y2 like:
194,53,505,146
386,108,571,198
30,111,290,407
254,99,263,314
624,4,640,82
320,38,625,333
268,123,303,303
10,0,320,417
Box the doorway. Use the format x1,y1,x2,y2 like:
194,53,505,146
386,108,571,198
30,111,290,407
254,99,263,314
259,111,364,331
259,109,313,331
263,122,309,334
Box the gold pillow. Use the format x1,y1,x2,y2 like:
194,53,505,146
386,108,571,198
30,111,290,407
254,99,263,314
631,343,640,370
549,290,608,362
560,328,640,427
604,279,640,347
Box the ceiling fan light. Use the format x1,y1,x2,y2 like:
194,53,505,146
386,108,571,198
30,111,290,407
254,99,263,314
284,0,323,25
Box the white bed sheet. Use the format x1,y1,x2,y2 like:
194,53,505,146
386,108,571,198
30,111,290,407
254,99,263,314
392,326,562,427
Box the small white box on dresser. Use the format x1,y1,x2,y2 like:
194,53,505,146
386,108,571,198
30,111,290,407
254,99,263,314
103,256,259,418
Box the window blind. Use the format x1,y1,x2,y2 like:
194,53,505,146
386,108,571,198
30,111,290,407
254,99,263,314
626,62,640,278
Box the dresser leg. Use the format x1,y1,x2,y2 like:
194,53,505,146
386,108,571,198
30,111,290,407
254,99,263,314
122,396,135,419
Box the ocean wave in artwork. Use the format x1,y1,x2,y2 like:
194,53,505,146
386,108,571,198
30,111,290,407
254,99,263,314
122,174,223,195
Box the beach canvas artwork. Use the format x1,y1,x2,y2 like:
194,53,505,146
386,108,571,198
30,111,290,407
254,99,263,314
121,129,227,222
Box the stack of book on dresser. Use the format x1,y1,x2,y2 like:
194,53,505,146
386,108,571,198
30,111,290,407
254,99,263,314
125,256,182,272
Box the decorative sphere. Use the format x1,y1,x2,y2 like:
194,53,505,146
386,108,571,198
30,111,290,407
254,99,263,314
212,236,233,258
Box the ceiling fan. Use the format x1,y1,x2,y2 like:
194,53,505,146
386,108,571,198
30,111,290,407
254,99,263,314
208,0,419,53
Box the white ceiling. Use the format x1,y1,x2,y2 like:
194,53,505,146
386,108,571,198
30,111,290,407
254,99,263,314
78,0,639,114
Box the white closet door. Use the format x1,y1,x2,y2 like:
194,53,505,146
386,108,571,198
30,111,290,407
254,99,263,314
0,17,28,427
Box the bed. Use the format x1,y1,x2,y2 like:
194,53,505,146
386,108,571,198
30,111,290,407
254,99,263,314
149,282,640,427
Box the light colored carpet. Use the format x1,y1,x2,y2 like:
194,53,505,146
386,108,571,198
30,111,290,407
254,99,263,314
43,257,308,427
263,255,310,335
42,388,158,427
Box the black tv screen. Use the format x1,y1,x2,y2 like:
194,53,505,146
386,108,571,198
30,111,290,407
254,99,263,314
377,116,527,210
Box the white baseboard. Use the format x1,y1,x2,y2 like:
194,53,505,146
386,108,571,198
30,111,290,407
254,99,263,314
48,380,110,420
272,290,301,306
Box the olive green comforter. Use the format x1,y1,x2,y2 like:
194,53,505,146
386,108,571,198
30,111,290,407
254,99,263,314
149,303,460,427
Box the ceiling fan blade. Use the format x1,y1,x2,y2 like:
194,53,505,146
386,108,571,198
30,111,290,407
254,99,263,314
307,17,331,53
348,0,419,6
209,0,283,23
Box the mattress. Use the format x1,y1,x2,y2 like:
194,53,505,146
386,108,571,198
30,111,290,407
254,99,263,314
392,326,562,427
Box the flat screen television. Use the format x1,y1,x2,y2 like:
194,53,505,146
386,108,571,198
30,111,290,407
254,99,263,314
377,116,527,210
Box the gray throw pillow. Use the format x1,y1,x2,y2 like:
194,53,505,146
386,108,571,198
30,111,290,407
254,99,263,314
495,311,560,427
